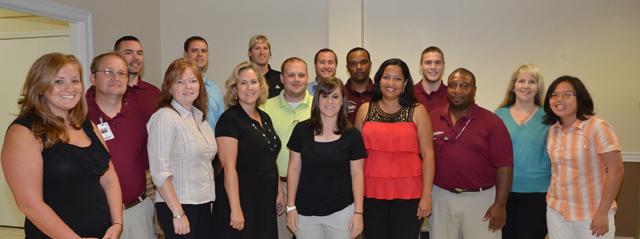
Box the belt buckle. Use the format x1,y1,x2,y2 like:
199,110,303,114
453,188,464,193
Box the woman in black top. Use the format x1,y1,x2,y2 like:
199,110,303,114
1,53,123,238
215,61,283,239
286,77,366,239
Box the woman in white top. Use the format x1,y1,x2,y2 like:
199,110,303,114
147,58,217,239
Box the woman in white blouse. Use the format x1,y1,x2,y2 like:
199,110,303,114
147,58,217,239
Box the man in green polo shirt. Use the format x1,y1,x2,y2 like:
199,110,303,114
261,56,313,239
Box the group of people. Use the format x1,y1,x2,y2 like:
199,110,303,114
0,33,624,239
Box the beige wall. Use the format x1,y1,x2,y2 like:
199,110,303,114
364,0,640,151
159,0,329,87
48,0,162,86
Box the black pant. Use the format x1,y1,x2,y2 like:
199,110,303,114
502,192,548,239
363,198,422,239
156,202,213,239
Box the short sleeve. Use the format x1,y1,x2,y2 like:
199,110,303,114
287,121,306,153
489,117,514,168
593,120,621,154
215,110,239,139
347,128,367,160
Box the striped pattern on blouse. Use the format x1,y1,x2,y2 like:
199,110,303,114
546,117,620,221
147,100,217,204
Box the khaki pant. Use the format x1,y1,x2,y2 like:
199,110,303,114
430,185,501,239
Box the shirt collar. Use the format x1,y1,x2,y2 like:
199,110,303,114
276,90,313,109
345,78,375,95
415,79,447,95
439,103,481,121
170,99,204,121
552,118,586,130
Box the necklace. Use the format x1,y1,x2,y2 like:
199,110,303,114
513,106,537,126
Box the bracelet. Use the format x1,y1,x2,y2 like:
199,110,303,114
286,206,297,213
112,222,123,227
173,212,185,219
354,211,363,215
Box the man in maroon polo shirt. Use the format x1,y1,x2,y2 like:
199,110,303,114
344,47,374,124
86,52,155,238
413,46,448,112
114,35,160,118
429,68,513,239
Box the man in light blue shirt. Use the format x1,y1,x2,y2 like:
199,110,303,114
308,48,338,96
183,36,224,128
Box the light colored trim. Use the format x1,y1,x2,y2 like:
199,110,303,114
623,151,640,163
0,0,93,86
0,29,70,40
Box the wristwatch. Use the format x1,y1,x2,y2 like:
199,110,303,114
173,212,185,219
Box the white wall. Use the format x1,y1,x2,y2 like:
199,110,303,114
364,0,640,151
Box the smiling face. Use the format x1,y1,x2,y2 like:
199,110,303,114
549,81,578,124
318,87,343,118
248,41,270,66
420,51,444,83
513,72,539,104
184,40,209,71
116,40,144,75
236,68,261,107
379,64,406,100
314,51,337,80
170,68,200,109
45,64,83,117
91,55,128,97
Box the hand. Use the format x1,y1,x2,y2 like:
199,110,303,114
286,209,298,233
101,224,122,239
276,192,286,216
173,215,190,235
482,203,506,231
349,214,363,238
230,209,245,231
590,211,609,237
417,196,432,219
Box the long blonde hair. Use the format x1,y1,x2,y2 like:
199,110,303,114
498,64,545,108
18,53,87,148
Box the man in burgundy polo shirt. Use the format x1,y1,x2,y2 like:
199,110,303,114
429,68,513,239
413,46,448,112
114,35,160,118
86,52,155,238
344,47,374,124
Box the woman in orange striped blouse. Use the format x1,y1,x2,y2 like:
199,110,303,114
542,76,623,239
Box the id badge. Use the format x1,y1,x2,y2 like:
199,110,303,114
97,121,115,141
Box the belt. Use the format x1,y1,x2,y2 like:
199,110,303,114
446,186,493,194
280,177,287,183
124,193,147,209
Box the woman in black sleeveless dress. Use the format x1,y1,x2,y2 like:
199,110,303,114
1,53,123,239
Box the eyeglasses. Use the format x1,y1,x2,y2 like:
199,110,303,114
95,69,128,79
549,92,576,100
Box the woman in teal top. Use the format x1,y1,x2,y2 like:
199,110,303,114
496,64,550,239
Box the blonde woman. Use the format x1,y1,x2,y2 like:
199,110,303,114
215,61,284,238
495,64,550,239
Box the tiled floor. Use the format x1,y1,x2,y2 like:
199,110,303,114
0,226,24,239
